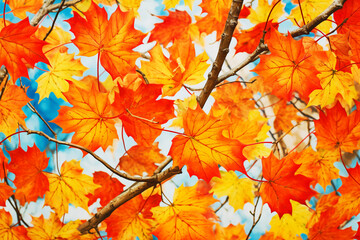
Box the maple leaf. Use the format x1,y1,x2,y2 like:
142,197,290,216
294,148,340,189
234,22,278,54
0,85,31,137
211,81,256,120
273,100,305,133
308,209,356,240
35,26,72,57
268,201,312,239
7,146,49,205
7,0,42,19
153,211,215,240
308,51,357,109
152,182,217,240
214,223,247,240
260,152,316,217
196,0,232,38
314,102,360,152
36,52,88,101
149,11,199,46
53,81,118,152
252,28,321,100
0,209,30,239
290,0,333,33
141,41,209,96
119,143,166,176
104,194,160,240
27,212,96,240
86,171,124,207
333,163,360,220
0,19,49,81
44,160,100,217
169,106,247,182
0,182,13,207
247,0,285,24
67,1,145,79
112,82,175,146
210,171,255,211
171,94,198,128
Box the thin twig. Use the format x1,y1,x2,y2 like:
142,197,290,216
43,0,66,41
215,196,229,213
19,124,172,183
136,69,149,84
126,109,159,124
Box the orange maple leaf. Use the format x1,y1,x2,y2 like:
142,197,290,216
0,209,30,239
196,0,232,39
169,106,247,182
314,102,360,152
0,85,31,137
308,209,356,240
149,11,198,46
105,194,160,240
53,81,118,152
67,2,145,79
334,163,360,220
252,28,321,100
112,82,174,146
0,182,13,207
260,152,316,217
294,148,339,189
273,100,305,133
87,171,124,207
0,19,48,81
7,0,43,19
0,148,8,180
7,146,49,205
119,143,166,176
152,182,217,240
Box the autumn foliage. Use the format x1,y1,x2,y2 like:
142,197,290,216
1,0,360,239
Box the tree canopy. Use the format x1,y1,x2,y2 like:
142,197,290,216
0,0,360,239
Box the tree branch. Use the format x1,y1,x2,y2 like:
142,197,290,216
197,0,244,107
78,164,181,234
20,124,173,183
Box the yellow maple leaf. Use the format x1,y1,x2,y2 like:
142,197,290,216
248,0,285,24
36,52,88,101
44,160,100,217
210,171,255,211
290,0,333,33
35,26,72,55
28,212,96,240
170,94,198,128
308,52,357,109
268,201,312,239
141,41,209,96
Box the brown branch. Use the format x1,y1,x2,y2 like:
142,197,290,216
30,0,82,26
217,0,347,84
78,164,181,234
197,0,244,108
20,124,173,183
